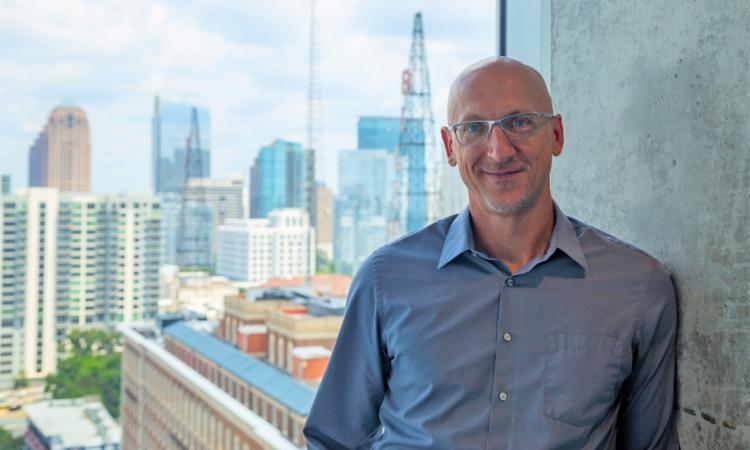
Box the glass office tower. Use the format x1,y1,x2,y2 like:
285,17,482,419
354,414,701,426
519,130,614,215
249,139,306,218
152,96,211,194
357,116,401,153
334,149,393,274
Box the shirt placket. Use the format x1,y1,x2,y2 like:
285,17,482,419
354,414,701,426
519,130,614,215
486,273,517,450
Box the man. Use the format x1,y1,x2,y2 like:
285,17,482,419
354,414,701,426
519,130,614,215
304,57,679,449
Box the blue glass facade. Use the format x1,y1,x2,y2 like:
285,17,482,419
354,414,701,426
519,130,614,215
152,96,211,193
357,116,401,153
249,139,306,218
399,119,427,233
334,150,393,274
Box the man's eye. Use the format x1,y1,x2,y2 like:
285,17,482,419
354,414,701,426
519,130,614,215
507,117,533,130
462,122,486,135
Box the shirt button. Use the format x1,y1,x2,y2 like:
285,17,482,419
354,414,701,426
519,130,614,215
505,278,514,287
497,391,508,401
503,333,512,342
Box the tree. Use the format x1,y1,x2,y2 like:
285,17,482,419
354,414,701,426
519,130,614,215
316,249,334,274
0,427,23,450
45,329,122,418
11,370,28,390
60,328,119,357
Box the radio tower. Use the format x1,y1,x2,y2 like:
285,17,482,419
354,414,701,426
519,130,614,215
305,0,319,229
177,107,211,270
398,12,440,234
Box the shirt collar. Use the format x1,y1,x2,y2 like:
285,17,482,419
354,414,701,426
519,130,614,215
437,202,588,271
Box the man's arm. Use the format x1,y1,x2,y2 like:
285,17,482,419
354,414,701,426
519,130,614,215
617,262,680,449
304,254,389,449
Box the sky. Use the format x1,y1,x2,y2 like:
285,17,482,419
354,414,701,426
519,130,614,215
0,0,542,195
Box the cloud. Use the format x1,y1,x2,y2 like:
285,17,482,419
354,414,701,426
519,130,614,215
0,0,506,194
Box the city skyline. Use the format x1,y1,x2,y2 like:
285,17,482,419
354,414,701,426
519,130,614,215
0,1,543,196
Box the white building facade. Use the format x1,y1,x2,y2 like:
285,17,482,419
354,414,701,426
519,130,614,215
216,209,315,286
158,265,240,320
0,188,160,387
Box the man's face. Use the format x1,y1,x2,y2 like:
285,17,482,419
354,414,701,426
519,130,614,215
441,63,564,217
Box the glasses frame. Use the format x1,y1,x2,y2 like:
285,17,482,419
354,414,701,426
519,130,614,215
449,112,556,146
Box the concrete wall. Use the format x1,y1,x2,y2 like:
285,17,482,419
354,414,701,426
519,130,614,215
549,1,749,448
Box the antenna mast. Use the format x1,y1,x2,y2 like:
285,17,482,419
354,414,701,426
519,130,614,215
396,12,440,234
305,0,319,230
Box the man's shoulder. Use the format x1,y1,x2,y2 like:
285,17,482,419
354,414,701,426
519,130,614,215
568,215,672,279
365,214,457,269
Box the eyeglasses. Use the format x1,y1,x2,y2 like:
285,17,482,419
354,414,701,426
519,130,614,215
449,112,555,146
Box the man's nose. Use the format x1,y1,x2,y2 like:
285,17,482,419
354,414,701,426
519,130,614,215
485,123,516,160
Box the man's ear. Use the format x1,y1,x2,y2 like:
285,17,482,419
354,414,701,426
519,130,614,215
441,127,457,166
551,115,564,157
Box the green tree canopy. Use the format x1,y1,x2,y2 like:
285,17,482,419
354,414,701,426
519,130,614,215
45,328,122,418
12,369,28,390
316,249,334,274
60,328,120,357
0,427,23,450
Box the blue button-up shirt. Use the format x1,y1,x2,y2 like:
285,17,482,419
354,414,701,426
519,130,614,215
304,204,679,450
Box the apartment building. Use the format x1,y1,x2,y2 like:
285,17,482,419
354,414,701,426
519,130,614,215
0,188,160,387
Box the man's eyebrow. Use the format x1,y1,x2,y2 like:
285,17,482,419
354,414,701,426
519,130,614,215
456,109,527,123
455,114,486,123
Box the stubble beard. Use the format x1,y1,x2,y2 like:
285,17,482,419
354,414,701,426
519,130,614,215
475,162,537,216
478,181,533,216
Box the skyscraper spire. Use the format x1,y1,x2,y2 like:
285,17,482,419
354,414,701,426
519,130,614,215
397,12,441,234
177,107,211,270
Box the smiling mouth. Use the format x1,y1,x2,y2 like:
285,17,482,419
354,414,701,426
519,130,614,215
482,167,525,179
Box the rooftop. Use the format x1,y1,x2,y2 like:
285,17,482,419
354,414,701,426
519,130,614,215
163,322,315,416
261,274,351,298
120,324,300,450
292,346,331,359
23,397,121,447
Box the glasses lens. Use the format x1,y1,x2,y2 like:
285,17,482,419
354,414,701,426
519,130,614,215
500,114,538,139
455,121,489,145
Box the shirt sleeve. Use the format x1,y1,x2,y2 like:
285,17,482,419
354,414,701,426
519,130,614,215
303,253,389,450
617,262,680,450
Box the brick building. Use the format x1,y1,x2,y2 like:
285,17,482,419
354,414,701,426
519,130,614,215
119,323,300,450
162,322,314,447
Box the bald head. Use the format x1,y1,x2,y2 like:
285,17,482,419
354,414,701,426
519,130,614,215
447,57,553,124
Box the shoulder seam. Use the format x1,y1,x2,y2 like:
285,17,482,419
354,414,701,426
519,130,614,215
627,257,658,404
570,217,663,266
371,249,388,359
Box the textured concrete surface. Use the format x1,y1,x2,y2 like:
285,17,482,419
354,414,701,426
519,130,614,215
549,1,749,448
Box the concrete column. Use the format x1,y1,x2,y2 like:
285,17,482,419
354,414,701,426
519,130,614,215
549,1,749,447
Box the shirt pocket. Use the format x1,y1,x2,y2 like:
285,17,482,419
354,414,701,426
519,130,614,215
542,333,627,426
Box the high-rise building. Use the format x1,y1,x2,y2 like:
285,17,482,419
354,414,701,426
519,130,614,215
0,188,160,387
334,150,393,274
249,140,306,219
216,209,315,285
120,322,302,450
28,102,91,192
184,177,244,265
158,192,213,269
151,96,211,194
1,175,10,195
23,398,121,449
315,184,333,260
357,116,401,153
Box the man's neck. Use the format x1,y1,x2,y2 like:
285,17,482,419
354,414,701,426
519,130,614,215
468,195,555,274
